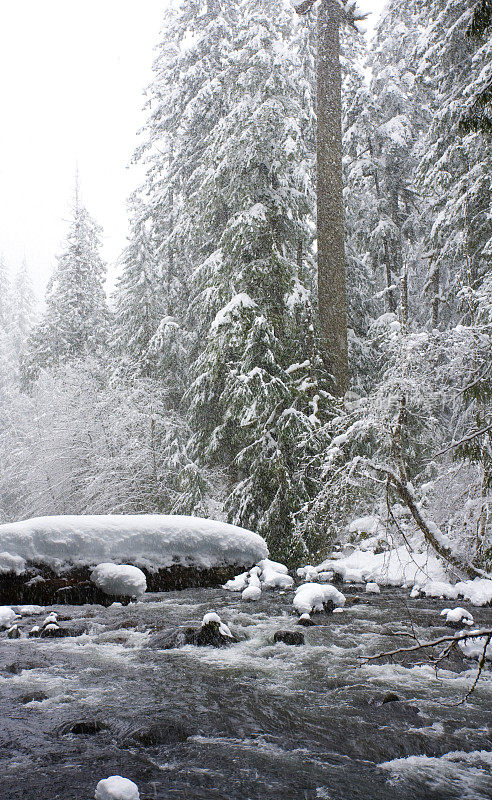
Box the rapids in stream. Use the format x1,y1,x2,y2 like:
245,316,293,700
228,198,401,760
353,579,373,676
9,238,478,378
1,586,491,799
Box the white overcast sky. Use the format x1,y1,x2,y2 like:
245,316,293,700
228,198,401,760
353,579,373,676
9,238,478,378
0,0,386,299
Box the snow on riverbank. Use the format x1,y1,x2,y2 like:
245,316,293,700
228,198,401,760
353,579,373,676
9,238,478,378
0,515,268,574
307,543,492,607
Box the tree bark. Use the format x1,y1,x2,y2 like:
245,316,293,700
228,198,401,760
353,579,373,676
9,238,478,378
316,0,348,395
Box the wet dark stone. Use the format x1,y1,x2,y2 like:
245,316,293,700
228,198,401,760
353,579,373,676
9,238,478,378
298,616,316,627
61,720,107,736
331,572,344,585
40,625,71,639
190,620,236,648
0,562,254,605
7,625,21,639
274,630,305,646
345,596,361,606
150,620,236,649
129,721,190,747
381,692,401,704
20,691,48,704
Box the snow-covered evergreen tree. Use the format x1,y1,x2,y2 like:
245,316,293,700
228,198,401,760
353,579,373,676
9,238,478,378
415,0,492,326
24,190,109,382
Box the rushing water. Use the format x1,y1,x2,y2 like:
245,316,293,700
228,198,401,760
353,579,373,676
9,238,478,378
1,586,491,800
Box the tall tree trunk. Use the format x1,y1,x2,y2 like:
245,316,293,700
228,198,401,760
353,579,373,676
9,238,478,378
316,0,348,395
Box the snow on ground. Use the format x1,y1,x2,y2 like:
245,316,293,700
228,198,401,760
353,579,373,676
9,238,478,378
91,564,147,597
0,515,268,574
455,578,492,607
0,606,19,629
94,776,140,800
293,583,346,615
309,543,492,607
319,544,448,587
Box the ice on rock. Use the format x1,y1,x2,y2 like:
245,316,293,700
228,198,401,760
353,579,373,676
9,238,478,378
293,583,346,615
242,585,261,601
0,607,19,629
95,776,140,800
440,607,474,626
42,612,58,627
91,563,147,598
365,582,381,594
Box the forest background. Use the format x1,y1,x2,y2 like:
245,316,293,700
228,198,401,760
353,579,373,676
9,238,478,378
0,0,490,576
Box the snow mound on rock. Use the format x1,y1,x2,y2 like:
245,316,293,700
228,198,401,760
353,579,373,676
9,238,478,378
223,557,293,597
440,607,474,626
293,583,346,615
91,564,147,597
0,515,268,573
95,776,140,800
0,606,19,629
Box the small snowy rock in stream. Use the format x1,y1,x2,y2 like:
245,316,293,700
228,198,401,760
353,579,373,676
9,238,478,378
365,582,381,594
293,583,346,615
7,624,21,638
95,776,140,800
440,607,474,628
0,607,19,629
91,563,147,598
242,585,261,601
223,557,293,596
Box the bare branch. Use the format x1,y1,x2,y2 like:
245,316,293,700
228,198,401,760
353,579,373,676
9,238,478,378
432,424,492,459
361,628,492,662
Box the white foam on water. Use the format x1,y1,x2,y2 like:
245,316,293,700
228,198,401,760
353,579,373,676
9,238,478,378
379,750,492,800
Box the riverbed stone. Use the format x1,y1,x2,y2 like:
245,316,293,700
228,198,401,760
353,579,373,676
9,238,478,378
274,630,305,646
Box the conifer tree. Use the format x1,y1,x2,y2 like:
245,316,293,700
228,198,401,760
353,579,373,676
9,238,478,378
24,188,109,381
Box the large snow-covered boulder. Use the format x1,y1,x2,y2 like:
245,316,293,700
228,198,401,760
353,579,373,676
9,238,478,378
91,564,147,598
0,515,267,572
0,515,268,604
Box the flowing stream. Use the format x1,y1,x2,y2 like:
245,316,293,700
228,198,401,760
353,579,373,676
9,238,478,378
1,586,491,799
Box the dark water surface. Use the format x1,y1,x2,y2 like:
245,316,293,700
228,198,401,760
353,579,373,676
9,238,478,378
1,587,491,799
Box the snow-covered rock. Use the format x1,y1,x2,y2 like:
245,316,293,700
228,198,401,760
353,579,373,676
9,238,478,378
0,606,19,629
440,607,474,627
260,559,293,589
365,582,381,594
0,551,26,575
95,776,140,800
293,583,346,615
91,564,147,598
223,557,292,595
202,612,233,639
242,585,261,601
0,514,268,574
222,571,249,592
